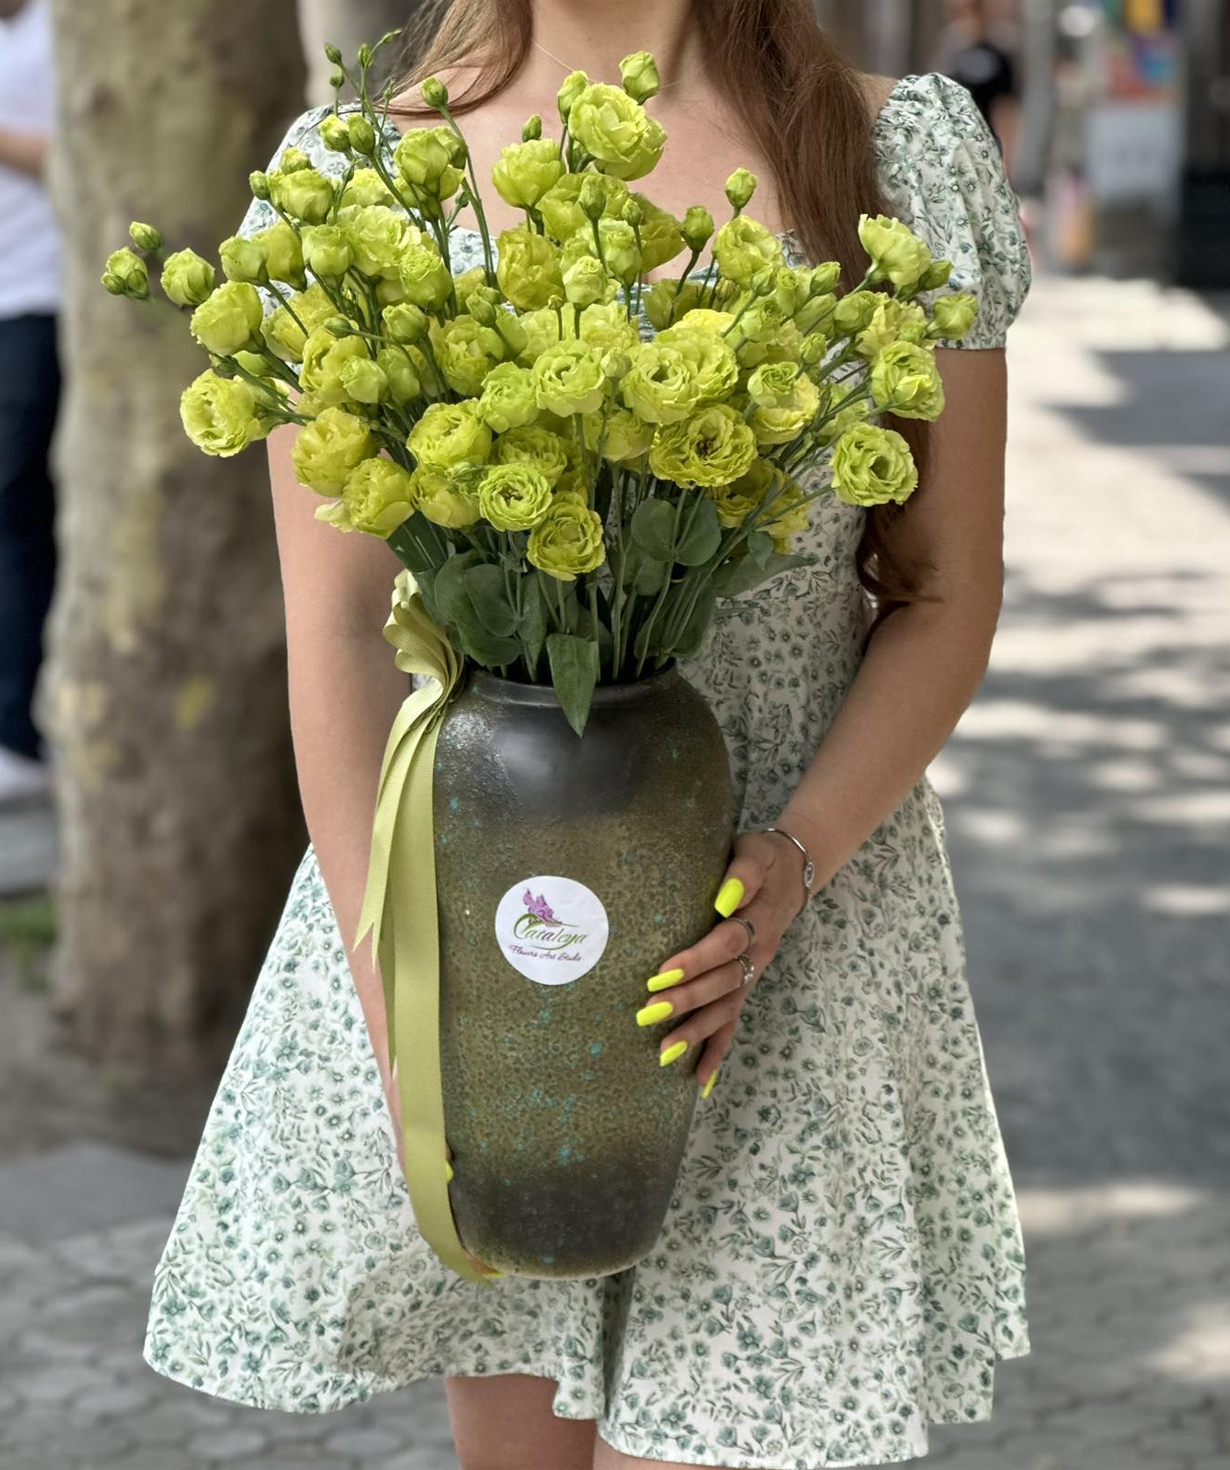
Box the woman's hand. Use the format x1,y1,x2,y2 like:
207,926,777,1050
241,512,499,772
635,829,809,1095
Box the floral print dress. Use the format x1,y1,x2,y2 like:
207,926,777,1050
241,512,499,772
143,73,1032,1469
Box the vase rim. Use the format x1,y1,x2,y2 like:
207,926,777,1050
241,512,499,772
466,661,681,707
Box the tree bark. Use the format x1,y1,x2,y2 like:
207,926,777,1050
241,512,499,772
297,0,424,107
42,0,309,1073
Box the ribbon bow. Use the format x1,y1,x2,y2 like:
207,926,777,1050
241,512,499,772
354,569,498,1285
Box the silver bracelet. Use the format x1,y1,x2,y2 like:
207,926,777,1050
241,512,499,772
760,826,816,909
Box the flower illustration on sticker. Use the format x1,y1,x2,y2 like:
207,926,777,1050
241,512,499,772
522,889,561,925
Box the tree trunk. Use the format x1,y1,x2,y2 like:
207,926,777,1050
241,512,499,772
41,0,309,1074
297,0,424,107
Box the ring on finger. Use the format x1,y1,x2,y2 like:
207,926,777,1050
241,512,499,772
731,914,756,951
736,953,756,989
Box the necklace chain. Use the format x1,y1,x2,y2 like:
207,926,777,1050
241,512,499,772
531,38,682,90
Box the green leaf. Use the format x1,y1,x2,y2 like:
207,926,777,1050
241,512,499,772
630,498,677,562
669,584,718,659
462,562,517,637
456,621,522,668
713,550,816,598
747,530,774,569
546,633,600,736
433,549,483,625
633,555,669,595
518,572,548,674
675,498,722,567
386,513,433,575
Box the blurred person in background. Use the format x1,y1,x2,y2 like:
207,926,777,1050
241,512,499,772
934,0,1022,175
0,0,61,806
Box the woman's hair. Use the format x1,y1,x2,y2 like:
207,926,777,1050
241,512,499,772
391,0,937,636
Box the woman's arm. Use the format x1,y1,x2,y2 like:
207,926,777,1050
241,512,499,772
643,348,1009,1087
267,422,409,1098
0,125,49,179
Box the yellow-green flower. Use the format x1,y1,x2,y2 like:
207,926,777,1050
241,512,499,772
492,138,564,208
713,217,782,288
343,204,418,280
870,341,946,420
832,289,879,336
765,487,810,552
930,292,979,341
857,297,929,359
431,315,506,398
649,403,757,488
706,456,780,528
339,168,396,209
514,306,564,366
478,362,539,432
538,172,628,243
493,424,572,486
496,227,564,311
253,221,305,288
532,340,607,417
407,400,492,471
478,462,554,531
332,457,416,535
189,282,264,356
271,167,335,224
300,326,372,407
585,405,654,463
619,50,660,103
655,324,739,402
567,82,665,181
563,255,609,308
339,355,388,405
301,224,353,281
858,213,933,290
627,193,684,271
291,406,374,495
217,235,266,286
725,168,757,210
746,366,821,446
410,466,480,528
160,249,216,308
377,346,422,405
816,397,871,447
560,218,642,284
831,422,918,506
399,244,453,310
577,300,638,356
395,126,463,200
527,500,606,580
179,370,264,458
644,278,705,330
676,306,738,335
262,282,334,363
621,342,700,425
557,69,589,121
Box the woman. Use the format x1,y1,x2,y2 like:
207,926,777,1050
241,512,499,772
143,1,1032,1466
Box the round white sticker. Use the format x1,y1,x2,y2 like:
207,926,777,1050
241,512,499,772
494,875,610,986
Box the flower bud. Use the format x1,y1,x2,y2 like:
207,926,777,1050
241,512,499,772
302,224,354,281
280,147,311,175
445,131,468,166
750,265,776,296
421,76,449,109
320,113,352,153
329,67,346,92
357,42,373,69
601,349,631,382
800,330,829,366
468,295,497,327
129,221,162,253
725,168,757,211
620,198,643,229
920,259,954,291
249,170,271,201
681,206,714,254
101,271,126,296
563,255,607,308
494,309,528,358
104,247,150,300
339,355,387,405
348,115,376,156
809,262,842,295
579,173,606,222
522,114,543,142
219,234,268,285
325,317,352,337
619,51,660,104
382,302,428,344
557,69,588,121
160,248,216,307
323,41,343,65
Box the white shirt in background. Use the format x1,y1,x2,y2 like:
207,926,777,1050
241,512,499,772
0,0,61,319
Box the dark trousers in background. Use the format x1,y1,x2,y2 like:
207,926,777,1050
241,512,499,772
0,312,60,760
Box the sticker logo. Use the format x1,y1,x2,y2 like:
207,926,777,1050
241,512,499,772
494,875,609,986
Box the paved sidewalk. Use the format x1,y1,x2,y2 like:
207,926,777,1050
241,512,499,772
1,273,1227,1468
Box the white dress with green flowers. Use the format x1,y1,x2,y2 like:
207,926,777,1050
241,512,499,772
143,73,1032,1469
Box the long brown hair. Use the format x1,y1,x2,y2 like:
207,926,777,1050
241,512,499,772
391,0,936,635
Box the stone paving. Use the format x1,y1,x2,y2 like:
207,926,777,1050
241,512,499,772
1,272,1228,1468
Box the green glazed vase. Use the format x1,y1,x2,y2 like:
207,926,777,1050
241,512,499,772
432,663,734,1279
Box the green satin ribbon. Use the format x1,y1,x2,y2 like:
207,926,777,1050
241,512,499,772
354,569,498,1286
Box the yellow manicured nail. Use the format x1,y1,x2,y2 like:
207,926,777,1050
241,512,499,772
701,1068,719,1099
636,1000,674,1026
659,1041,688,1067
444,1159,454,1182
646,967,685,993
715,877,744,918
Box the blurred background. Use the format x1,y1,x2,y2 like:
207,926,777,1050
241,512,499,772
0,2,1226,1468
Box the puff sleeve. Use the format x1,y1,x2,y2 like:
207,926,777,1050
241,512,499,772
873,73,1031,350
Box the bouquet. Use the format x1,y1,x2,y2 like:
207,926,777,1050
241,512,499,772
102,34,978,734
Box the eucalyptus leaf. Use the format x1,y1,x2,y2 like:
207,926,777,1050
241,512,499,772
634,555,669,595
518,572,547,674
433,549,483,625
713,550,816,598
546,633,600,737
747,529,775,569
456,620,522,668
675,498,722,567
630,498,677,562
463,562,518,637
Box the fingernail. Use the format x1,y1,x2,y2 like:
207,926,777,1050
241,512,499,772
659,1040,689,1067
444,1159,454,1182
646,967,686,993
636,999,674,1027
715,877,744,917
701,1067,719,1099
